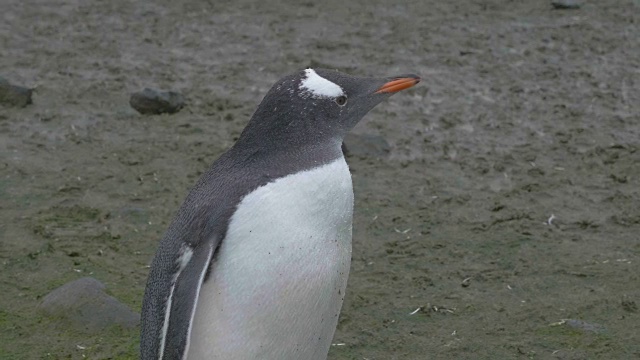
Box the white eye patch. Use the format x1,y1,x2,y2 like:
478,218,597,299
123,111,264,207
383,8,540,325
299,69,344,98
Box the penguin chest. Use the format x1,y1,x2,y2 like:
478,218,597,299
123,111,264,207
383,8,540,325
188,157,354,360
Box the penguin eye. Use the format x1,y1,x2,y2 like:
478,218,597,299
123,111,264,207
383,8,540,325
335,96,347,106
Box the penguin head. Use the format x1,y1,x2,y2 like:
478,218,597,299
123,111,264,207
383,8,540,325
237,68,420,152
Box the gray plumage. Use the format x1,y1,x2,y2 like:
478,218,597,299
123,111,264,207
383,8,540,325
140,68,419,360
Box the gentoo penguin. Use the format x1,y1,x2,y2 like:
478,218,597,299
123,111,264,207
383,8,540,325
140,68,420,360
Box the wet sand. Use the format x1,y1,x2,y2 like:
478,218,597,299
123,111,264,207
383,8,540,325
1,0,639,358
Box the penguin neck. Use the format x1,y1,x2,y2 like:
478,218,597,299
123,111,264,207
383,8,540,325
233,96,348,166
230,131,344,177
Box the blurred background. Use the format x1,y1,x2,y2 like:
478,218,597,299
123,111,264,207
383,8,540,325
1,0,639,358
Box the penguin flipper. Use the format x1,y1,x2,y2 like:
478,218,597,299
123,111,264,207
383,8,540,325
158,240,215,360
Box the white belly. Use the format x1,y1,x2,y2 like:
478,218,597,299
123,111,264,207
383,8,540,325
187,157,354,360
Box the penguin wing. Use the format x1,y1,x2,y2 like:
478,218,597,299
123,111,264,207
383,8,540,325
164,239,215,360
141,233,216,360
141,156,260,359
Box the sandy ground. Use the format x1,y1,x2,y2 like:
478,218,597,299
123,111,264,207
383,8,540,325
1,0,639,359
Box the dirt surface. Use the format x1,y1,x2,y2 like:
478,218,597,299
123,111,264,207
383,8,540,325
1,0,639,359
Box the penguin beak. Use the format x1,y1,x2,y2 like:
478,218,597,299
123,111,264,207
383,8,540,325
375,75,421,94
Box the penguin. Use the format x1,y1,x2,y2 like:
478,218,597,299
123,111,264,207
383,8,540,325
140,68,420,360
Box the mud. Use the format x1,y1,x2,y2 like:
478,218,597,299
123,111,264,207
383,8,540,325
1,0,639,359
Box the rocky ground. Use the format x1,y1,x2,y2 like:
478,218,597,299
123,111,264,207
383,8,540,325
1,0,639,359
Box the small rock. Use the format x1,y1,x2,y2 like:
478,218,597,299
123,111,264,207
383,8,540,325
0,77,33,107
564,319,607,334
551,0,581,9
622,296,637,313
130,88,185,115
342,133,391,159
39,277,139,332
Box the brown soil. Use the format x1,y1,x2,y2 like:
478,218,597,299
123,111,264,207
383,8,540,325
1,0,639,359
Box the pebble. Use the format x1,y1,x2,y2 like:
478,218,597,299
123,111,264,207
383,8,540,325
551,0,581,9
38,277,140,333
130,88,185,115
0,77,33,107
564,319,607,334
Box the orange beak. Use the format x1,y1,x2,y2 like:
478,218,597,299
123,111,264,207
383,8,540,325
375,76,421,94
